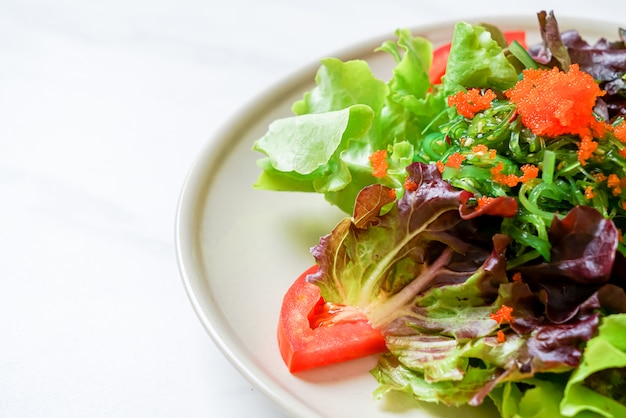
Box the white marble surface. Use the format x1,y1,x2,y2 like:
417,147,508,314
0,1,623,417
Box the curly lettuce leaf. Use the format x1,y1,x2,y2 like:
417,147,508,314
253,104,374,192
489,316,626,418
372,352,502,406
253,30,452,214
253,21,524,213
253,57,388,212
561,314,626,418
532,10,571,69
309,163,517,405
372,235,525,407
377,28,448,137
292,57,387,116
443,22,519,93
489,376,571,418
307,162,474,314
377,28,432,106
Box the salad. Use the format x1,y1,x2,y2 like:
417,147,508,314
253,10,626,418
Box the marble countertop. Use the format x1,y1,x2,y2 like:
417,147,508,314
1,0,622,417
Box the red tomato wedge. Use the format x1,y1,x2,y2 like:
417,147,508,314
277,265,387,373
429,30,527,85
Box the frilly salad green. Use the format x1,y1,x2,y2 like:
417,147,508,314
253,10,626,418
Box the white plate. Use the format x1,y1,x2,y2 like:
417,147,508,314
175,15,619,418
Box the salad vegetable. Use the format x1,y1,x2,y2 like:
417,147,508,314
254,10,626,418
277,265,387,372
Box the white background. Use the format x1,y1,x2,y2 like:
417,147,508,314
0,1,623,417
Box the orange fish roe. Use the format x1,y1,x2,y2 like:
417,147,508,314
577,136,599,165
505,64,608,165
369,150,388,178
471,144,489,155
491,162,519,187
445,152,466,168
615,122,626,143
388,188,397,199
608,174,622,196
519,164,539,183
404,178,418,192
497,330,506,343
472,144,489,152
594,172,608,183
448,88,497,118
585,185,595,200
490,304,514,324
512,272,523,282
470,144,497,160
435,161,445,173
490,162,538,187
476,195,495,210
505,64,605,137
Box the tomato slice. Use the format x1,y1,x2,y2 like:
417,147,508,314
429,43,451,85
429,30,527,85
503,30,528,47
277,265,387,373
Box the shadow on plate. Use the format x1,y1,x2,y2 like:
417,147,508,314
295,354,381,383
378,389,501,417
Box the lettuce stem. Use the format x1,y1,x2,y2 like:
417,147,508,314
367,247,454,328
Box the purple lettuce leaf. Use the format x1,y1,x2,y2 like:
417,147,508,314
531,10,571,68
560,29,626,82
513,206,619,323
307,162,506,327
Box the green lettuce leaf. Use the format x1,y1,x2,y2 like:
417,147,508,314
378,29,449,151
489,315,626,418
377,28,433,114
253,58,389,212
443,22,519,93
253,104,374,193
253,22,521,214
253,31,447,214
561,314,626,417
369,233,528,407
292,57,387,116
489,377,572,418
372,353,500,406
